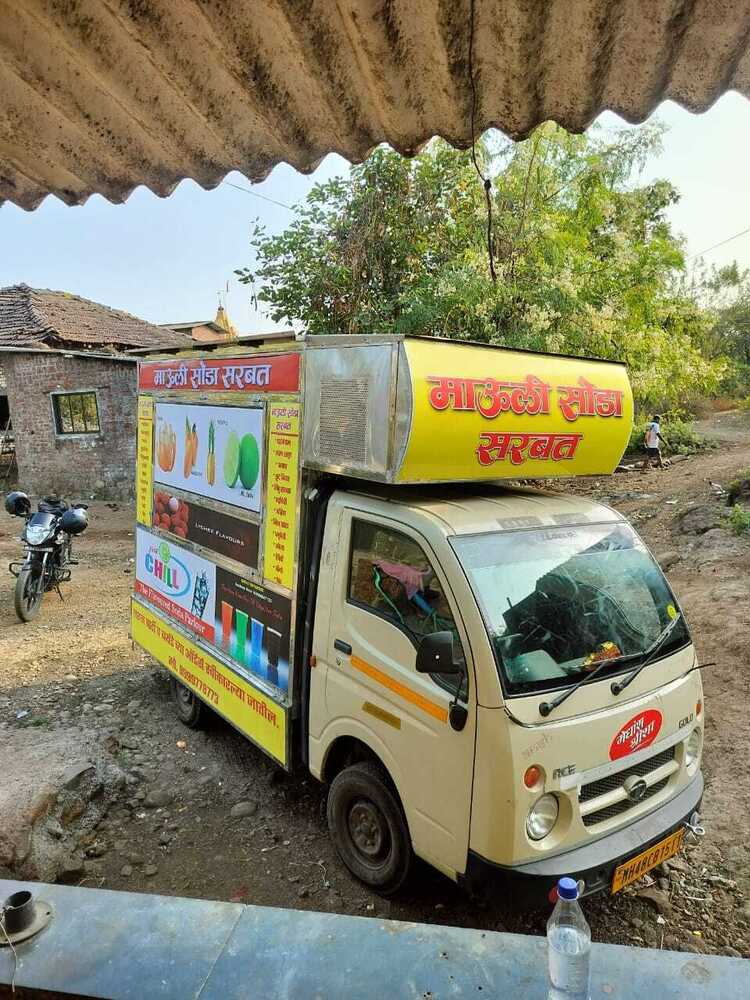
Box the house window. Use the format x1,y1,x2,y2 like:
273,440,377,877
52,391,100,435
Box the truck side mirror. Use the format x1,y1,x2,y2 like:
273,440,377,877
416,631,461,675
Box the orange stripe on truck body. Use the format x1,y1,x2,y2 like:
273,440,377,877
350,655,448,723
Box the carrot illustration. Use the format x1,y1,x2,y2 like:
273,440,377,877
206,421,215,485
191,423,198,467
183,415,192,477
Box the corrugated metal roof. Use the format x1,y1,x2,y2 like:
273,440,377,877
0,284,192,349
1,1,749,211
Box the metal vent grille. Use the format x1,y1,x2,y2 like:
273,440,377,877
582,777,669,827
319,377,370,466
579,747,675,803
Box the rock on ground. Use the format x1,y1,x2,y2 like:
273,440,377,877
687,527,746,567
677,503,722,535
0,727,125,882
230,801,258,819
144,787,173,809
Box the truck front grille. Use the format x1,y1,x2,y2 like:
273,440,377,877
579,746,675,803
582,777,670,827
578,745,677,829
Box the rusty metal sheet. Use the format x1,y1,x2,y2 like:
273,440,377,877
1,1,749,211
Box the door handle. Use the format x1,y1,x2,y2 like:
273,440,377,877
334,639,352,655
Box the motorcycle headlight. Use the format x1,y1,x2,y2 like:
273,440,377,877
685,728,702,770
526,793,559,841
25,523,52,545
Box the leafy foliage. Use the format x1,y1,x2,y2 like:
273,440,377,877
689,263,750,399
627,417,715,457
237,123,725,409
726,503,750,536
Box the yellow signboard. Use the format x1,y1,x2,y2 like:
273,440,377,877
399,339,633,482
131,599,287,765
136,395,154,526
264,404,300,591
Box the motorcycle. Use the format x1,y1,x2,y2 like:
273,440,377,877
5,491,89,622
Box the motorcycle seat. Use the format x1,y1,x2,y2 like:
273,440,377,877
38,497,69,515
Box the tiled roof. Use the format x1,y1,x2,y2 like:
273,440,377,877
0,285,192,350
1,1,749,210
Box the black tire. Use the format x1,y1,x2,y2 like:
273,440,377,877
170,677,205,728
14,565,44,622
327,761,412,896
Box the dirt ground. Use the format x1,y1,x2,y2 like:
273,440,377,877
1,410,750,960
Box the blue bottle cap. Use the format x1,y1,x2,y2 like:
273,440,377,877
557,877,578,900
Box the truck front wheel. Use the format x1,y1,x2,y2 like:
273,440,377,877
327,761,411,895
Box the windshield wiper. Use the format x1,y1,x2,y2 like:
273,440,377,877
538,652,639,718
610,613,683,696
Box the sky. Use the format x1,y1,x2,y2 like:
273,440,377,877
1,91,749,334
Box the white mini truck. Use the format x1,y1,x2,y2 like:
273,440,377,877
132,335,704,903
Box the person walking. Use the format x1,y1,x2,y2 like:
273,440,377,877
641,414,666,470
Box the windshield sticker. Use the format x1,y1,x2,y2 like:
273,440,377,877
667,604,679,620
610,709,663,761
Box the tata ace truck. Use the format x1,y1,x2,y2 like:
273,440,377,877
132,334,704,901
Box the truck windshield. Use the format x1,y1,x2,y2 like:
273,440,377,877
451,522,690,696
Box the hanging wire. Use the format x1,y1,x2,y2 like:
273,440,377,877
687,224,750,261
0,907,18,993
222,180,295,211
468,0,497,283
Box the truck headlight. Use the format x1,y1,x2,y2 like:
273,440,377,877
685,728,702,769
526,794,559,841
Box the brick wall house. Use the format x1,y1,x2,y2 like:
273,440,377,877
0,284,190,500
2,349,138,499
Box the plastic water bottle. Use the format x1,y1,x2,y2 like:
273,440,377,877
547,877,591,1000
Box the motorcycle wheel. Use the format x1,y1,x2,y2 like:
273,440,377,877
14,564,45,622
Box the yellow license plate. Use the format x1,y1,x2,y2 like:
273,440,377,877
611,828,685,894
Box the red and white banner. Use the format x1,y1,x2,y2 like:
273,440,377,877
138,353,300,393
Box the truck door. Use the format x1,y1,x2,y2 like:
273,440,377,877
325,503,476,878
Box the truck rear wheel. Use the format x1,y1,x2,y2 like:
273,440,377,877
170,677,205,728
327,761,411,896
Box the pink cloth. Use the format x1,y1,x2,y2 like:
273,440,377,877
374,560,428,599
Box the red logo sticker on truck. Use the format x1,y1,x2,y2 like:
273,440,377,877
609,709,662,760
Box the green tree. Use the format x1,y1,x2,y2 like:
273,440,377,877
236,123,723,409
686,262,750,397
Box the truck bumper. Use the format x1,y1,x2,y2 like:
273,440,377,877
462,772,703,907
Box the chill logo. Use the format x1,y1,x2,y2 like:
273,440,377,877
144,540,190,599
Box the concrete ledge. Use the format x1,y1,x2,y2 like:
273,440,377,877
0,879,748,999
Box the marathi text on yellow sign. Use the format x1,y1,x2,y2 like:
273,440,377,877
136,395,154,526
131,599,287,765
398,339,634,482
263,404,300,591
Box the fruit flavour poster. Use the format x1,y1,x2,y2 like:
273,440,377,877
154,402,264,513
214,569,292,694
151,491,260,569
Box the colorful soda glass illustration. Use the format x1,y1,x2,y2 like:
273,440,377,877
250,618,264,671
266,628,281,686
221,601,233,647
234,610,249,665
